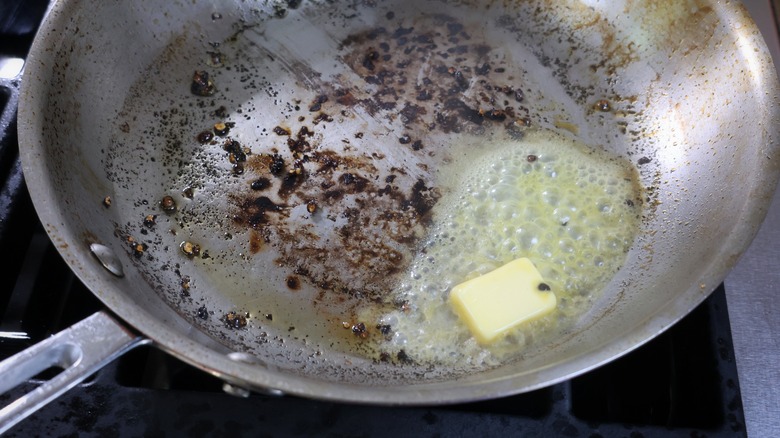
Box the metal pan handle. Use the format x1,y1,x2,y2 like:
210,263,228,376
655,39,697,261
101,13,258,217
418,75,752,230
0,311,145,434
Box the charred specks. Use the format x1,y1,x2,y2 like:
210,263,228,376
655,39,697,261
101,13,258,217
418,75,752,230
214,122,231,137
625,199,635,207
180,275,191,293
312,112,333,124
223,139,247,164
143,214,157,228
249,229,265,253
538,283,551,291
481,108,507,121
264,313,273,320
180,241,201,258
196,131,213,144
224,311,248,329
160,196,177,214
411,140,423,151
273,126,291,136
269,154,286,175
397,349,412,363
309,94,328,112
376,324,392,336
286,275,301,290
526,154,538,163
132,242,148,258
251,177,271,191
399,103,426,125
182,185,195,198
351,322,368,339
436,98,483,133
398,134,411,144
363,49,380,71
475,62,491,75
638,156,652,165
595,99,611,112
405,179,439,216
191,70,216,96
279,172,305,198
416,89,432,101
287,127,314,153
240,196,285,227
451,69,470,91
196,306,209,320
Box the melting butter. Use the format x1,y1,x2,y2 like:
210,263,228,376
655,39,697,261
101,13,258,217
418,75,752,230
360,129,643,367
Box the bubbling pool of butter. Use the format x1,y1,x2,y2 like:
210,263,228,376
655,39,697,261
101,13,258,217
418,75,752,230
361,130,642,367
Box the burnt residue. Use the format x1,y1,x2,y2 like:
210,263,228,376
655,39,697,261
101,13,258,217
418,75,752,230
286,275,301,290
336,17,529,136
436,98,483,133
251,177,271,191
239,196,286,227
191,70,216,96
223,14,539,303
309,94,328,112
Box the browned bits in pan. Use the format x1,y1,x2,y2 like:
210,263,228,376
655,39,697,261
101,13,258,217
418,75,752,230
196,130,214,144
132,242,147,258
397,349,412,363
191,70,216,96
351,322,368,339
214,122,230,137
143,214,156,228
342,321,351,329
306,200,318,214
102,196,111,208
595,99,612,112
638,156,652,165
160,195,177,213
273,126,291,136
251,177,271,191
309,94,328,112
224,311,248,329
398,134,411,144
527,154,538,163
269,154,285,175
197,306,209,320
285,275,301,290
180,241,201,258
538,283,551,291
224,139,247,163
180,275,191,291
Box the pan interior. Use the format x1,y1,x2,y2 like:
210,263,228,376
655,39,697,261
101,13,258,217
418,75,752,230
23,0,780,393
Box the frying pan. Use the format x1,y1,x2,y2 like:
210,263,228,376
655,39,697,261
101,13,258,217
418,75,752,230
2,0,780,432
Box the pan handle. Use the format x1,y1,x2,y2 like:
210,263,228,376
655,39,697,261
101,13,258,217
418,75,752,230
0,311,145,434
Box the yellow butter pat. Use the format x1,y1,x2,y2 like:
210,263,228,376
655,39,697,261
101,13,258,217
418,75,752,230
449,258,557,344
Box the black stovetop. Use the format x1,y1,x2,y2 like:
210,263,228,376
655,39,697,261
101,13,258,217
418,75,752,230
0,1,745,436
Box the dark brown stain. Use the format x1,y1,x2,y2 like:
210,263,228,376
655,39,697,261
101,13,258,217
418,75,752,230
286,275,301,290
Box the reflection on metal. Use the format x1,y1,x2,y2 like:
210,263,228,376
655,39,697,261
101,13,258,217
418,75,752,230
89,243,124,277
0,332,30,340
221,382,251,398
0,58,24,80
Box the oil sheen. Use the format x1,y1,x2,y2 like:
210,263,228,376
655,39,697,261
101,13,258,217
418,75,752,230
357,129,643,367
